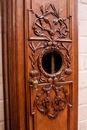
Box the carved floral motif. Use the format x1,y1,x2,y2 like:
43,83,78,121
29,4,72,119
34,84,72,119
30,3,71,41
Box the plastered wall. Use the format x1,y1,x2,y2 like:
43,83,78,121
78,0,87,130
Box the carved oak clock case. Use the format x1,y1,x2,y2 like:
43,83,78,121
2,0,78,130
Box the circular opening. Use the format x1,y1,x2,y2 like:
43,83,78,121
42,50,62,74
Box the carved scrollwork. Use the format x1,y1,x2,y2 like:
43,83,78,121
28,3,72,119
34,84,71,119
30,3,71,41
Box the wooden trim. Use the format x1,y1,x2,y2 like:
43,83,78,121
1,0,27,130
1,0,10,130
73,0,78,129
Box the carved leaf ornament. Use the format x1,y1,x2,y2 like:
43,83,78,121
29,3,72,119
30,3,71,41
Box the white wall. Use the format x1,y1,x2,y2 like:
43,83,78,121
78,0,87,130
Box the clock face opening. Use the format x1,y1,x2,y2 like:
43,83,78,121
42,50,62,74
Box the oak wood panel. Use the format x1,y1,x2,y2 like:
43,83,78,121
27,0,78,130
2,0,78,130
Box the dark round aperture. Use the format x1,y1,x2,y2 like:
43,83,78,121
42,50,62,74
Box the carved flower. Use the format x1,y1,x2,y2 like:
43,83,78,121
53,96,61,105
42,97,50,108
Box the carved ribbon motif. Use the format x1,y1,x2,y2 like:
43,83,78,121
29,3,72,119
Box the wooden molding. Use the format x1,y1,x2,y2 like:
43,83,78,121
1,0,27,130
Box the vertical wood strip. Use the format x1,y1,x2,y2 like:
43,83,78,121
2,0,27,130
1,0,10,129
